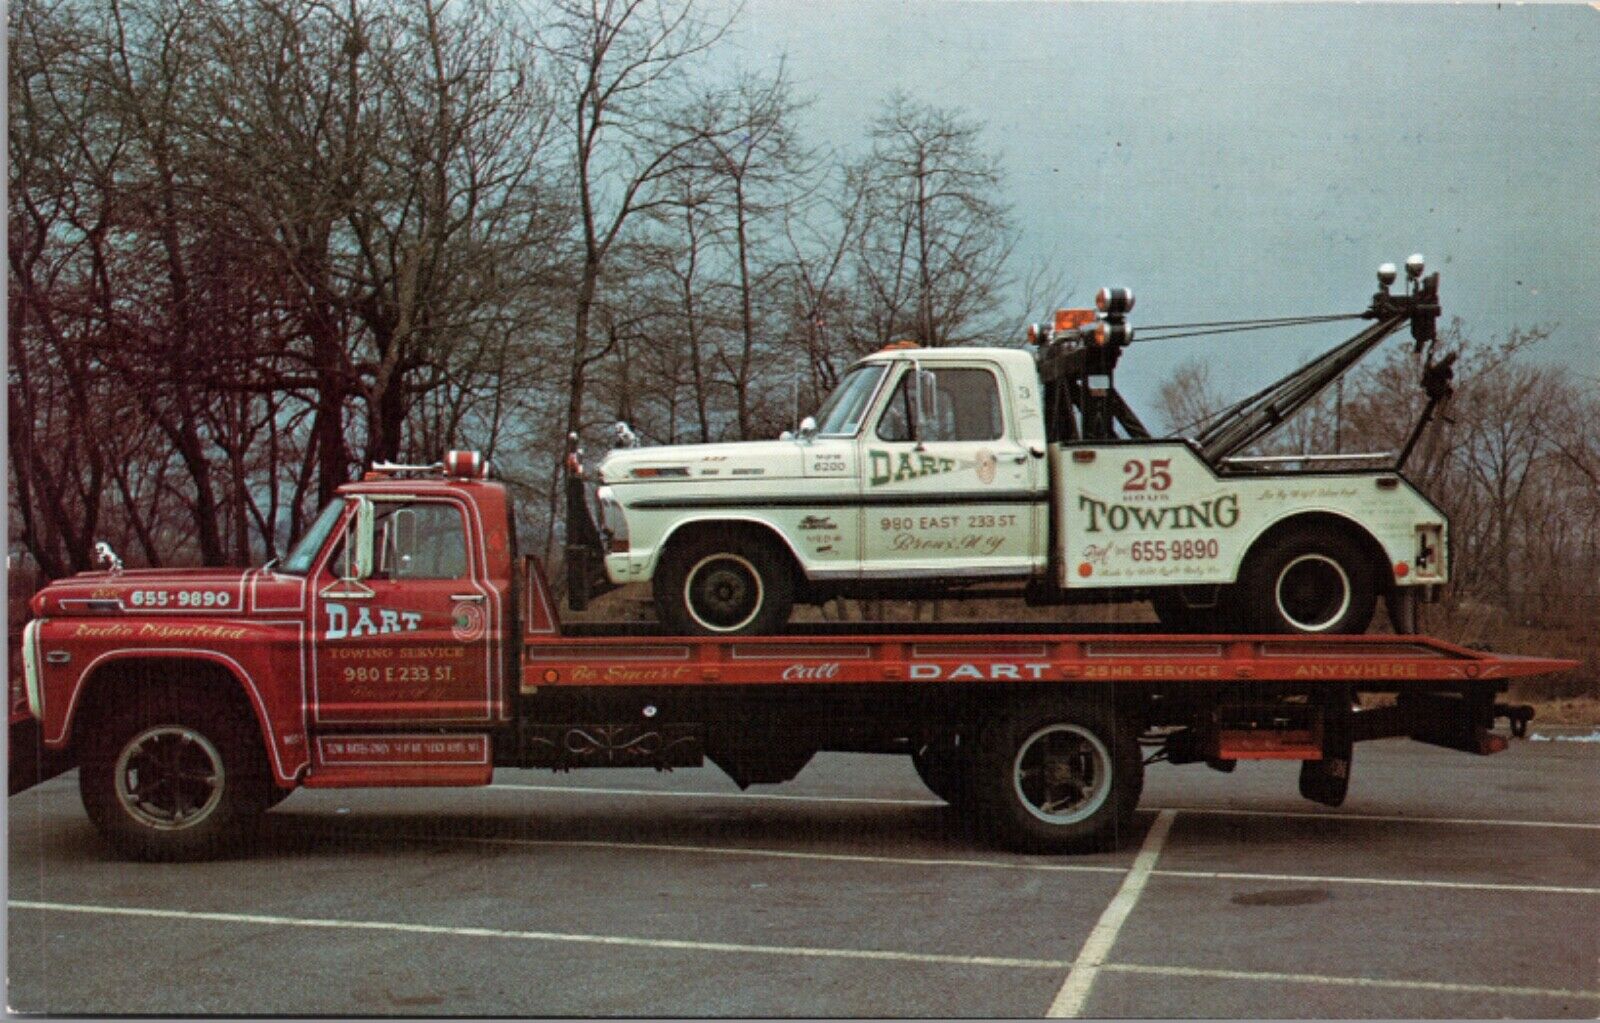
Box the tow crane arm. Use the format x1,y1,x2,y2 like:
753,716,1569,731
1030,257,1449,467
1197,259,1443,464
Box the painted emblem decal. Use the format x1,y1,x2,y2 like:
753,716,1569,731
975,449,997,484
452,601,487,642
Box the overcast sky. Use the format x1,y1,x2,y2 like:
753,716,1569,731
717,1,1600,411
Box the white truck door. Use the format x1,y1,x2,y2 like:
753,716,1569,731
797,440,863,576
859,362,1037,581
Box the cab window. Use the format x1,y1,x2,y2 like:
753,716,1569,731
876,366,1004,443
375,502,469,580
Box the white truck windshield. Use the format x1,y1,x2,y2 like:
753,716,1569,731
812,365,886,437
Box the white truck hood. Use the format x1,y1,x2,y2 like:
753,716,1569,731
599,440,807,485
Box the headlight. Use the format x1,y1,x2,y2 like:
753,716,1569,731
596,486,630,553
21,620,44,719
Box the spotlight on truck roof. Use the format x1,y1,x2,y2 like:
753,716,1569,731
1377,263,1398,287
1405,254,1426,280
1094,321,1133,347
1095,287,1134,317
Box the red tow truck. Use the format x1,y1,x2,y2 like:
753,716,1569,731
13,450,1572,860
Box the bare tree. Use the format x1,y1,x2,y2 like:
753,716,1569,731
1154,358,1228,437
848,92,1014,348
540,0,732,450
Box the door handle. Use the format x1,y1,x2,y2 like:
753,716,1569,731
1010,453,1029,464
319,581,374,600
451,593,486,603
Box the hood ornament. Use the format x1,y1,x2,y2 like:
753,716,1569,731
93,541,123,574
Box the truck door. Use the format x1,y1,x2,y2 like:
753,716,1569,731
860,362,1038,579
312,496,497,725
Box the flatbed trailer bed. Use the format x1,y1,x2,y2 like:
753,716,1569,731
511,562,1565,833
527,560,1569,696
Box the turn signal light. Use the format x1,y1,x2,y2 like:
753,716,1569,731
1054,308,1096,331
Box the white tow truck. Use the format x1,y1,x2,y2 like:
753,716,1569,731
568,257,1453,637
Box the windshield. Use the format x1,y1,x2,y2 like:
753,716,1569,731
279,499,347,575
812,364,887,437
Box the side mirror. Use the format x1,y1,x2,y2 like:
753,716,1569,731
388,507,417,578
910,363,938,448
796,416,818,441
917,370,940,421
349,497,375,581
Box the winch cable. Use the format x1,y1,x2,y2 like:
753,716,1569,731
1155,315,1383,438
1133,312,1368,343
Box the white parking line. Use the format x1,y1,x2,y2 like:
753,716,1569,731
337,823,1597,896
1148,805,1600,831
1154,867,1600,897
1047,809,1177,1018
1101,962,1600,1003
488,782,942,806
8,899,1069,971
16,899,1596,1008
343,828,1129,876
482,782,1599,831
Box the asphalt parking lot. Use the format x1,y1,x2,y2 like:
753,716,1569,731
8,731,1599,1017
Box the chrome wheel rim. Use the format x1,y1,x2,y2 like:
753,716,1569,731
1013,724,1113,825
1275,554,1352,632
683,553,764,633
114,725,226,830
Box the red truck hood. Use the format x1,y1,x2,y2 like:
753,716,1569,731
30,567,281,618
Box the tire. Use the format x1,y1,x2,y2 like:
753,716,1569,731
653,530,795,636
79,692,273,861
911,746,975,811
971,697,1143,854
1241,529,1377,635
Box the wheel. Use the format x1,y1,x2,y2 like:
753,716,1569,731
653,531,795,636
911,746,975,811
1241,529,1376,635
971,698,1143,854
79,693,272,861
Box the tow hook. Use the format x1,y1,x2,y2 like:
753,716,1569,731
1494,703,1535,739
